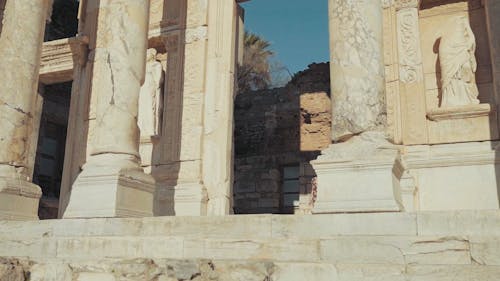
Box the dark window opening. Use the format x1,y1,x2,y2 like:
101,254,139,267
34,82,72,220
281,165,300,214
44,0,79,41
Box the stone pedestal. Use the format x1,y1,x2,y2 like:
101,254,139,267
63,155,154,218
63,0,154,218
0,0,52,220
312,132,402,213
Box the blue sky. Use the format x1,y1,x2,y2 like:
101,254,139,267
240,0,330,76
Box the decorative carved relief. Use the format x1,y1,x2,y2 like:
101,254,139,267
439,16,480,107
395,0,420,11
382,0,394,9
396,8,423,84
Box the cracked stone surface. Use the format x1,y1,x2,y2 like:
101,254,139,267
90,0,150,157
328,0,387,141
0,0,50,168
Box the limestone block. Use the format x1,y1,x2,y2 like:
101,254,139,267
77,273,116,281
154,182,208,216
183,39,207,95
139,215,272,239
417,210,500,236
273,263,337,281
30,263,72,281
0,238,56,258
399,142,500,211
405,265,500,281
183,238,320,262
320,236,470,265
186,0,208,27
56,237,183,260
271,212,417,238
470,236,500,265
149,0,164,30
335,263,406,281
0,179,41,220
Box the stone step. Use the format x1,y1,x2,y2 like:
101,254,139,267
1,210,499,240
1,234,498,266
1,210,500,280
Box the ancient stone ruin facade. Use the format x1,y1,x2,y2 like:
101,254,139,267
234,63,331,214
1,0,500,280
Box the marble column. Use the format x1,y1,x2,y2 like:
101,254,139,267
311,0,402,214
63,0,155,218
0,0,52,220
329,0,386,141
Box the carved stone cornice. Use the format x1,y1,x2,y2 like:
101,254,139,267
39,35,89,84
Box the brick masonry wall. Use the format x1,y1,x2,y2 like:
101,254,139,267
233,63,331,214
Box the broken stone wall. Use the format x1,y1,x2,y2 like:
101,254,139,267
233,63,330,214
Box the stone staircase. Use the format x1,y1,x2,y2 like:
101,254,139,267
1,210,500,280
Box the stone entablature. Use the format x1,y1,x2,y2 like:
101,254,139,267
40,36,88,85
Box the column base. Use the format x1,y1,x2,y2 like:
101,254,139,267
311,132,403,214
0,168,42,220
63,155,155,218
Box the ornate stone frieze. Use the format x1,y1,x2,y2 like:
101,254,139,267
396,8,423,83
382,0,394,9
395,0,420,10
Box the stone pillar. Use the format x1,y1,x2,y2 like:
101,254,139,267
63,0,154,218
311,0,402,213
203,0,238,215
484,0,500,128
0,0,52,220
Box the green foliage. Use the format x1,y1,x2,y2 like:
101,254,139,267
237,32,274,92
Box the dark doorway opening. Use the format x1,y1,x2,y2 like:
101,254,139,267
34,82,72,219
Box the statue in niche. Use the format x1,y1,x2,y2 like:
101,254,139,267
439,16,479,108
138,48,164,140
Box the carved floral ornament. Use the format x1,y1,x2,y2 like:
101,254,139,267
384,0,421,10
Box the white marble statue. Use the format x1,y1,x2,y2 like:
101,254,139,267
439,16,480,107
138,48,164,139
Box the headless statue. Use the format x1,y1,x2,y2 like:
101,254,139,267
138,48,164,140
439,16,479,107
